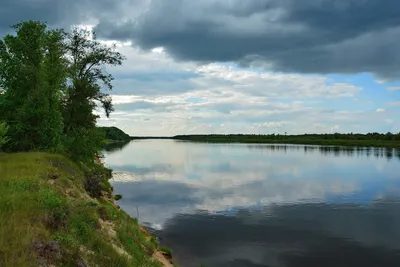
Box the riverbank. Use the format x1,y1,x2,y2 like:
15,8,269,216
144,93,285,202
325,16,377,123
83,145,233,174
0,152,173,267
171,134,400,148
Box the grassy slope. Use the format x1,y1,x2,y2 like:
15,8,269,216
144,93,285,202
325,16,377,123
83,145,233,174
0,153,164,267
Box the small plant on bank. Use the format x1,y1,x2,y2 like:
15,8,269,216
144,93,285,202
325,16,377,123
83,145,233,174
83,166,113,198
150,235,159,249
160,246,173,258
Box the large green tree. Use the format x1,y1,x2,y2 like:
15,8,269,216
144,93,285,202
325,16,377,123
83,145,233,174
0,22,125,163
0,21,66,151
62,28,125,162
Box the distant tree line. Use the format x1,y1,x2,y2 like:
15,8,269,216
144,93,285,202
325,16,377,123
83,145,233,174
173,133,400,148
99,126,131,141
0,21,125,164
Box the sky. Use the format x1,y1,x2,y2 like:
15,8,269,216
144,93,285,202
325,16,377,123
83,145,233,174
1,0,400,136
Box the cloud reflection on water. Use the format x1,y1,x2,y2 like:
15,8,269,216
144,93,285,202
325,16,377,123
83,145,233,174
104,141,400,227
103,140,400,266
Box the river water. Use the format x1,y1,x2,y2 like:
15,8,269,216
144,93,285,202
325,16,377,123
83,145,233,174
103,140,400,267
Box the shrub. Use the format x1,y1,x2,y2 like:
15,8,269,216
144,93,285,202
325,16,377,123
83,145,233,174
84,172,104,198
84,166,113,198
0,121,9,149
150,235,158,249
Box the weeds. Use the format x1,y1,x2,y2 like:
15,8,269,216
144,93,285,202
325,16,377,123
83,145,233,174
160,246,173,258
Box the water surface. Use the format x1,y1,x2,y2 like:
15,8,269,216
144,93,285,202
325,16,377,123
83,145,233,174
103,140,400,267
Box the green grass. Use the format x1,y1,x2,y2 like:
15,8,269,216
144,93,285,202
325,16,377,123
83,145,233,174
0,152,163,267
160,246,173,257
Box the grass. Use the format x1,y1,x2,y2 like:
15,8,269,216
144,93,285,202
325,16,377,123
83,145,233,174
160,246,173,257
0,152,163,267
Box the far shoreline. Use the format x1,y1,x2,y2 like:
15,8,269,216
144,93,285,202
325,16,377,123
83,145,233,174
129,134,400,149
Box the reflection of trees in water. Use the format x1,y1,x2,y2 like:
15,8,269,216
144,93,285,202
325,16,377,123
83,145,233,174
103,140,130,152
247,144,400,161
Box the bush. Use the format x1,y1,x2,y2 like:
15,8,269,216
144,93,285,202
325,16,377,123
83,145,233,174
84,166,113,198
0,121,9,150
62,127,106,165
84,172,104,198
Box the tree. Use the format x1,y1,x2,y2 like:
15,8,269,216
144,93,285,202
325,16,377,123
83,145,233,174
0,21,125,163
61,27,125,162
0,21,66,151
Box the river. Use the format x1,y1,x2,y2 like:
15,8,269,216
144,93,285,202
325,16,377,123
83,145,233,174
103,140,400,267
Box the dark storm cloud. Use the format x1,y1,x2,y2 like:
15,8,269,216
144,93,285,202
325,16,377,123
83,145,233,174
0,0,78,34
94,0,400,79
0,0,125,35
4,0,400,78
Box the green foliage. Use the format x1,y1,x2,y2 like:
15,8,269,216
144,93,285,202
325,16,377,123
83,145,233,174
83,165,112,198
116,216,161,266
0,20,125,163
150,235,159,249
62,126,106,164
160,246,173,257
60,27,125,163
100,126,131,141
39,188,69,230
0,121,9,149
0,21,66,151
98,200,119,221
68,211,98,242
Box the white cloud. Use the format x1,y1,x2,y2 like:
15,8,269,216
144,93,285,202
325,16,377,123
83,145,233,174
95,42,396,136
196,63,362,98
376,108,386,113
151,47,165,54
